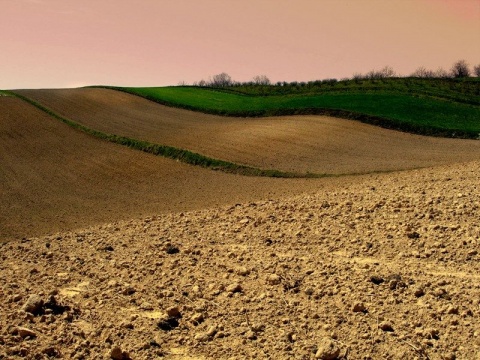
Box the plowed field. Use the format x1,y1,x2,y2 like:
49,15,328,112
0,96,342,242
2,90,480,359
16,88,480,174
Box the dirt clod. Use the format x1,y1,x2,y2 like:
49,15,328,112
315,337,341,359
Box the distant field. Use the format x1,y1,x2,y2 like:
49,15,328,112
15,88,480,175
121,78,480,138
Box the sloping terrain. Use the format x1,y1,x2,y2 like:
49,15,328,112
15,88,480,175
1,160,479,359
0,96,339,242
2,88,480,359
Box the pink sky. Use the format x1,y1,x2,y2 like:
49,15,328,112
1,0,479,89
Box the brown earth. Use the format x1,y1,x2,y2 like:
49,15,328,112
2,91,480,359
0,95,350,242
1,160,479,359
15,88,480,174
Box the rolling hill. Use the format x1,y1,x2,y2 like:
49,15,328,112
14,88,480,175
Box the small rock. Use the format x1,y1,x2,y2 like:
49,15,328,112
140,302,153,311
251,323,265,332
266,274,281,285
110,346,130,360
16,327,37,339
379,322,394,332
352,302,366,313
285,331,295,343
245,330,256,340
441,352,456,360
206,326,217,337
191,313,204,325
446,305,459,315
22,295,44,315
304,287,314,295
42,347,59,357
226,283,242,293
425,328,440,340
315,337,341,359
236,267,250,276
122,287,136,296
194,332,211,342
414,287,425,297
166,306,181,318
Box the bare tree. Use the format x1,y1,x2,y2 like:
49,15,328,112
211,73,233,87
364,66,396,79
450,60,470,78
474,64,480,77
252,75,271,85
411,66,435,78
379,66,396,78
434,68,449,78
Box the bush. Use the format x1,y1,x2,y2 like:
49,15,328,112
450,60,470,78
474,65,480,77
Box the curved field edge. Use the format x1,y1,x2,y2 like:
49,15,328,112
107,86,480,139
8,91,331,179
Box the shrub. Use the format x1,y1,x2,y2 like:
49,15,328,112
450,60,470,78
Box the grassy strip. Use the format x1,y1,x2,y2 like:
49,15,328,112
110,86,480,139
9,91,327,179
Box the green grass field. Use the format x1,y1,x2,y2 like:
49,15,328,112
114,78,480,139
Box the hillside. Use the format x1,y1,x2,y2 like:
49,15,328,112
0,95,333,242
2,85,480,359
120,78,480,138
14,88,480,175
2,160,479,359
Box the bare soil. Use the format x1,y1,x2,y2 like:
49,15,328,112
15,88,480,174
2,91,480,359
1,160,479,359
0,96,346,242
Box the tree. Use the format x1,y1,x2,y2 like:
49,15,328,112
411,67,434,78
450,60,470,78
474,64,480,77
378,66,396,78
210,72,232,87
252,75,271,85
364,66,396,79
433,68,449,79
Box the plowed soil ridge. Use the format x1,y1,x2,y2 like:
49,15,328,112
15,88,480,174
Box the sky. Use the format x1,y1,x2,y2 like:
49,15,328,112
1,0,479,89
